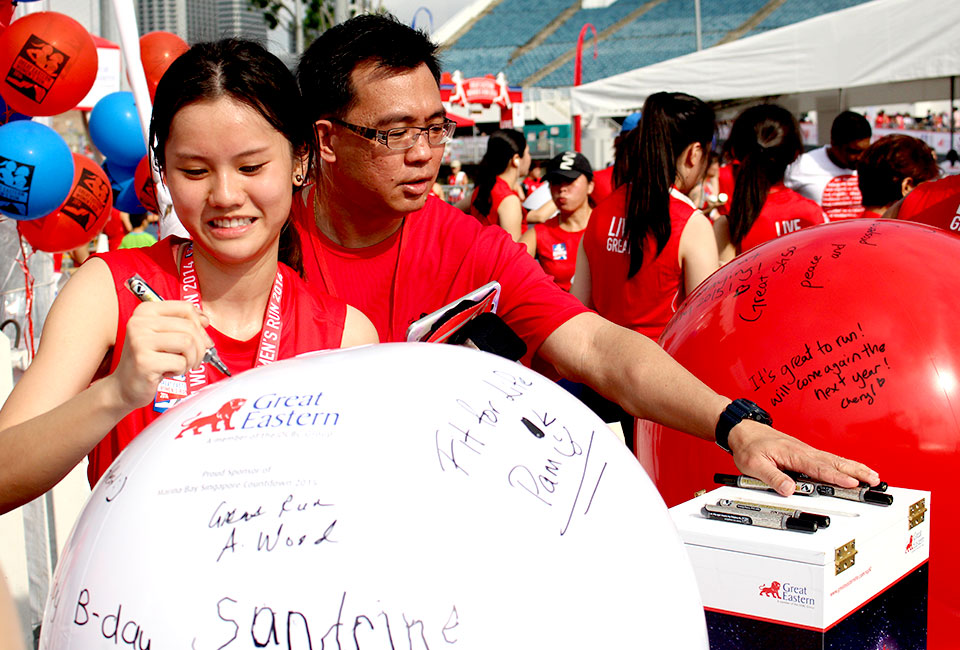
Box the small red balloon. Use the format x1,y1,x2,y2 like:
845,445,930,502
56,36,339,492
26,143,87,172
0,12,98,116
140,31,189,102
18,153,112,252
133,154,159,214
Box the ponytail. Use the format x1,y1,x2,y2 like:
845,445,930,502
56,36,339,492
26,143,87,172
725,104,802,248
278,214,304,277
473,129,526,217
621,92,714,278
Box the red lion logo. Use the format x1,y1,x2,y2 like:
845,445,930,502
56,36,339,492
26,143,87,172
906,535,914,552
759,581,781,598
177,399,246,439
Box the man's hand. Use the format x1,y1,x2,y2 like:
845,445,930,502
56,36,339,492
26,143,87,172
727,419,880,496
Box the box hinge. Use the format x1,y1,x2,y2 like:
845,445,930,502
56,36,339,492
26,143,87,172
908,498,927,530
835,539,857,575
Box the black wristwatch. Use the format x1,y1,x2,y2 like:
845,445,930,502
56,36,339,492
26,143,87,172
715,398,773,454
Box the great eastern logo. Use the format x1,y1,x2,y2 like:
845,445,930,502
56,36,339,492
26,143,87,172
174,392,340,440
759,581,781,598
758,581,815,607
177,399,246,438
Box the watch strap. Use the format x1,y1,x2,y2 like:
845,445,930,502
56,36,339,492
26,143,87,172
715,398,773,454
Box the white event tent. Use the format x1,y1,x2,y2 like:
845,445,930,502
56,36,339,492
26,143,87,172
571,0,960,139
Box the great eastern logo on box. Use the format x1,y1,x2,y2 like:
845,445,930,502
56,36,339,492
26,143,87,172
758,581,816,608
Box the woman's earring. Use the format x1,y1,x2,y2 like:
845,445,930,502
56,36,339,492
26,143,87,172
295,174,303,184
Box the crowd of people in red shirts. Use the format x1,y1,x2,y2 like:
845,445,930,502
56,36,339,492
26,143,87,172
0,15,887,538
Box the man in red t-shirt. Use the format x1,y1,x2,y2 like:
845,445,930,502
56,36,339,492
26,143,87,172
889,174,960,236
294,13,879,493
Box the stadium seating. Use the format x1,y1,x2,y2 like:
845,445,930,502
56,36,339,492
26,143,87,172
441,0,875,88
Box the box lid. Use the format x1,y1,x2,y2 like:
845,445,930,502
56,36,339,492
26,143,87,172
670,485,927,566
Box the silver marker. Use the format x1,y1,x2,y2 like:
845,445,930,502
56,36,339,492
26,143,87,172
813,483,892,505
125,274,231,377
714,473,816,496
701,504,818,533
717,498,830,528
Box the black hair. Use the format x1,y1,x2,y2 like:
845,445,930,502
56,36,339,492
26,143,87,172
619,92,715,277
611,128,634,188
472,129,527,218
128,212,148,229
149,38,308,274
830,111,872,147
724,104,803,247
857,134,939,208
297,13,440,125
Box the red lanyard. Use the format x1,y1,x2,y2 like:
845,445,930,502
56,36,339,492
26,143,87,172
178,243,285,394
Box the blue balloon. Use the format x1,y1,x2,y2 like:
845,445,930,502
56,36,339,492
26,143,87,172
88,92,147,168
102,158,138,185
0,121,74,220
115,180,146,214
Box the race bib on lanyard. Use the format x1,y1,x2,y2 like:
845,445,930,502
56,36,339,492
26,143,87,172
153,244,285,412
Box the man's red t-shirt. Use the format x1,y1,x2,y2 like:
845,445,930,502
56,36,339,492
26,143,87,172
738,185,827,253
293,191,588,364
533,217,586,291
582,186,696,341
897,175,960,236
87,238,348,485
590,166,615,205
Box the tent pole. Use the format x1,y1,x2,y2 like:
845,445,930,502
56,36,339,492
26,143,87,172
951,76,956,153
694,0,702,51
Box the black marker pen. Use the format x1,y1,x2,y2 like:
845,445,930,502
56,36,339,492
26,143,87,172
125,274,232,377
714,473,816,496
716,498,830,528
700,504,818,533
813,484,893,505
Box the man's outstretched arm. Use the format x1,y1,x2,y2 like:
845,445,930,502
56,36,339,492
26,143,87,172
538,312,879,495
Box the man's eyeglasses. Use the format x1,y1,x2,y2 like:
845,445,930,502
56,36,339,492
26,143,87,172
330,118,457,150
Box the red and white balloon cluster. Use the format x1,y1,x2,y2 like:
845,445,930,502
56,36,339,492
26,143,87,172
0,4,184,252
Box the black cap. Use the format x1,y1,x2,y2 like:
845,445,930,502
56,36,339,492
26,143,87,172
796,512,830,528
864,491,893,506
785,517,819,533
859,480,888,492
714,473,738,487
545,151,593,184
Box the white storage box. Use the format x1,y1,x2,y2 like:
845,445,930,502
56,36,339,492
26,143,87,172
670,485,929,648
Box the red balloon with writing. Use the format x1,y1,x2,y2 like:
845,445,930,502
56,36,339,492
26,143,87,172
636,219,960,648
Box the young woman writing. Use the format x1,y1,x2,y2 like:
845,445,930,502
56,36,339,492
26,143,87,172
0,39,377,513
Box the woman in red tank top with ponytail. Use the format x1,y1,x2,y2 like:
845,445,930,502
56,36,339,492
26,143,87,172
0,39,377,512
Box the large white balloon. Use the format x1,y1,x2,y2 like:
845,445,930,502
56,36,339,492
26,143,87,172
41,343,708,648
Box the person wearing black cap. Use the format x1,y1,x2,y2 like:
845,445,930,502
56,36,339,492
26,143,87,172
520,151,594,292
